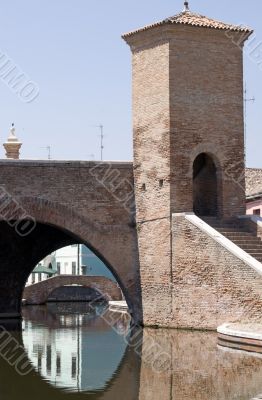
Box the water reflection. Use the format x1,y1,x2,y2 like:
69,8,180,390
22,303,131,393
139,329,262,400
0,305,262,399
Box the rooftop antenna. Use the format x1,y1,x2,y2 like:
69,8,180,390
91,124,105,161
98,124,104,161
41,145,51,160
244,82,255,159
93,124,104,161
183,1,190,11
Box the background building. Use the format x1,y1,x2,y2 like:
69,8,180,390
26,245,115,286
246,168,262,216
27,254,57,285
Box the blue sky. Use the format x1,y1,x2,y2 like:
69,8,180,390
0,0,261,166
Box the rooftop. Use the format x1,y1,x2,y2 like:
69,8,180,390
246,168,262,198
32,265,57,275
122,10,253,39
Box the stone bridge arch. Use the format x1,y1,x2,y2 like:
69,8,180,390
23,275,122,305
0,195,142,324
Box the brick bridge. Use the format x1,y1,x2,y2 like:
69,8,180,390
2,9,262,330
23,275,122,305
0,160,142,323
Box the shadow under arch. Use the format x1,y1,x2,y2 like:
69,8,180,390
0,196,142,324
192,152,223,217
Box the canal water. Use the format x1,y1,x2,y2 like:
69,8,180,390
0,303,262,399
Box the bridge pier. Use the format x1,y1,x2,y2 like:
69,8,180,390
0,277,23,330
0,274,24,319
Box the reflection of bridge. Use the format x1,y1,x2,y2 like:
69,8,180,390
3,315,262,399
23,275,122,305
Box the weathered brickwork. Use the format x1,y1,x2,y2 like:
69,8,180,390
131,36,173,325
169,26,246,218
0,160,142,323
172,215,262,329
123,17,252,327
246,168,262,196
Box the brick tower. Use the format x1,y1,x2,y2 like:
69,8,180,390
123,5,253,326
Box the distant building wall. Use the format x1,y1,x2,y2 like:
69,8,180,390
247,198,262,216
26,244,116,287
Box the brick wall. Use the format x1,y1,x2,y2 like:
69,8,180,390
169,26,246,218
130,35,173,325
172,214,262,329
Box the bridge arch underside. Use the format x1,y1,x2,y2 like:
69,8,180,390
0,218,142,324
47,284,111,303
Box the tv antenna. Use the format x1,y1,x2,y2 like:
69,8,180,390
41,145,51,160
244,82,255,155
93,124,104,161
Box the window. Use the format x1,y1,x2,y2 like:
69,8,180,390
64,262,68,274
72,262,76,275
37,353,42,371
38,273,42,282
32,274,35,284
56,353,61,376
253,209,261,216
81,265,87,275
57,262,61,274
72,356,77,379
159,179,164,188
46,345,52,375
142,183,146,191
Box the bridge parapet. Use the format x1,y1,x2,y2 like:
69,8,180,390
23,275,122,305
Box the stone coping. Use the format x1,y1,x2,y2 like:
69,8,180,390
173,212,262,276
0,159,133,168
217,323,262,341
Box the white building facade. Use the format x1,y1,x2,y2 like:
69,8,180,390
26,245,115,286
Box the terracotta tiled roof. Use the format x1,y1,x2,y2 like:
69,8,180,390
122,11,253,38
246,168,262,198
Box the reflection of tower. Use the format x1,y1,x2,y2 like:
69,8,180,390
3,123,22,159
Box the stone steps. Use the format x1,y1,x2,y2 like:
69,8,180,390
203,217,262,264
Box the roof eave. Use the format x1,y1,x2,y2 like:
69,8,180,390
122,21,253,41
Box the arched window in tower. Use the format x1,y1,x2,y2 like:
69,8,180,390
193,153,218,217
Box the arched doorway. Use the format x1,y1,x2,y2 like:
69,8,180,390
193,153,218,217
